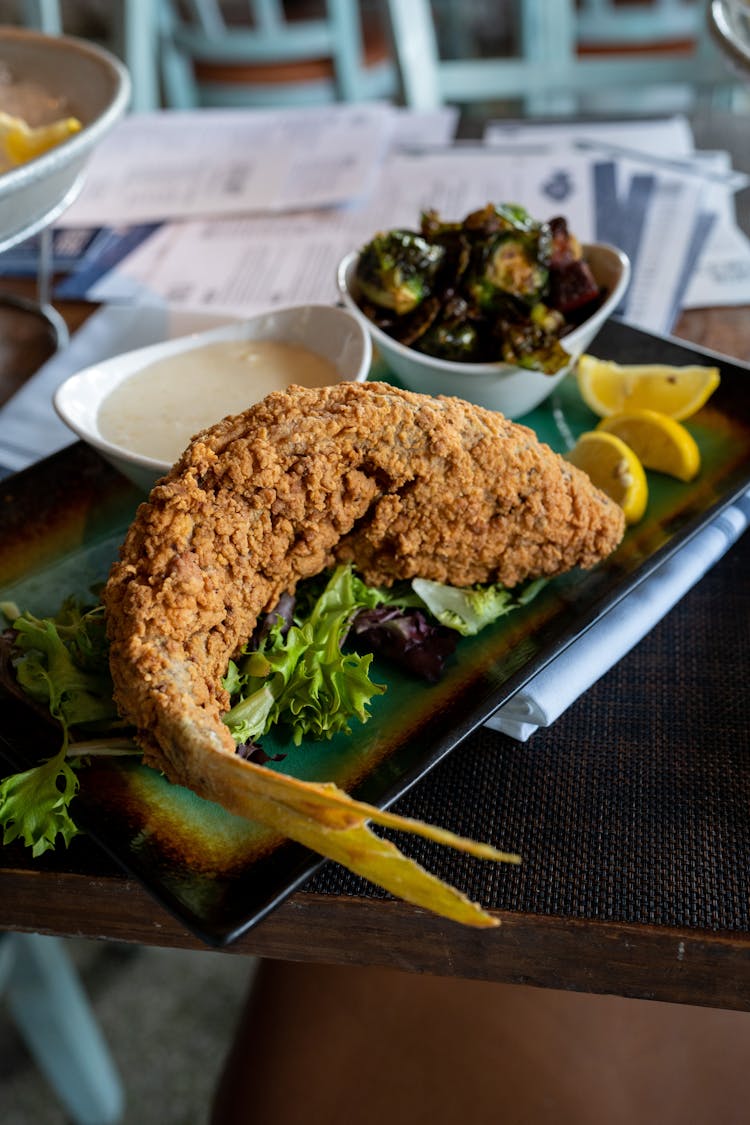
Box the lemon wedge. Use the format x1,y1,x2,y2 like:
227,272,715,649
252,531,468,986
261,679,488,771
596,408,700,483
0,111,82,168
566,430,648,524
577,354,720,421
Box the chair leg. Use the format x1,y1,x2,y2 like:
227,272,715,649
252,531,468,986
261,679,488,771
158,0,203,109
521,0,577,116
121,0,162,112
21,0,62,35
4,933,124,1125
384,0,442,109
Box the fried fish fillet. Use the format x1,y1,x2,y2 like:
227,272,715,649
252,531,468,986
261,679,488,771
103,382,624,925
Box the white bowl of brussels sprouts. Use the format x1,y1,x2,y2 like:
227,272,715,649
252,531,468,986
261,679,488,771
337,207,630,418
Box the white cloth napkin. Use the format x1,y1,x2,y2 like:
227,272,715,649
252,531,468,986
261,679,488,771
485,490,750,741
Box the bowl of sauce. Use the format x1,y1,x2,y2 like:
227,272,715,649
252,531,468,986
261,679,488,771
54,303,372,491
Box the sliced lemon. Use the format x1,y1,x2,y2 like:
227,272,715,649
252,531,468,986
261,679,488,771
566,430,648,524
596,408,700,483
0,111,82,168
577,354,720,421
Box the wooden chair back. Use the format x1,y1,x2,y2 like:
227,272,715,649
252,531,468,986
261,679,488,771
158,0,395,108
385,0,734,115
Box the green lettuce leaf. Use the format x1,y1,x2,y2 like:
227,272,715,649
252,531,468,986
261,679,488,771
410,576,547,636
0,600,121,855
11,601,120,733
0,745,81,856
223,564,386,746
0,567,544,858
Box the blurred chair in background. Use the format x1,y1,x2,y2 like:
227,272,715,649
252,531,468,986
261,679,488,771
577,0,707,49
15,0,160,111
156,0,396,108
0,931,124,1124
19,0,61,33
386,0,737,117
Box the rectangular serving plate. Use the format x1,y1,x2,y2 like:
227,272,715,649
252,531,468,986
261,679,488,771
1,318,749,946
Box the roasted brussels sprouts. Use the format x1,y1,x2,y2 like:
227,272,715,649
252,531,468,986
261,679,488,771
468,232,551,310
548,215,601,312
501,318,569,374
416,317,482,363
462,201,538,237
356,231,445,316
353,202,600,375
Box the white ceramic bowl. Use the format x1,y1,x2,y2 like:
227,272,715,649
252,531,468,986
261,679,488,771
54,303,372,492
0,28,130,253
337,242,630,418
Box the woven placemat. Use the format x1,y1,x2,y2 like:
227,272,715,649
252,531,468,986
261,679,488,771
306,530,750,933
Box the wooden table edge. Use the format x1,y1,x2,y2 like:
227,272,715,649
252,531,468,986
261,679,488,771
2,866,749,1010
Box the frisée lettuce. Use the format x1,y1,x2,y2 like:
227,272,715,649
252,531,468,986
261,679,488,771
0,565,544,855
411,576,548,636
223,564,387,747
0,600,129,856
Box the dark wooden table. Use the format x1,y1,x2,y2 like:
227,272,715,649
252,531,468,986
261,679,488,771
1,109,749,1011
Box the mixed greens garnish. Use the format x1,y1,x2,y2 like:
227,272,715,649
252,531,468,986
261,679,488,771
0,600,128,855
354,202,602,372
0,565,544,856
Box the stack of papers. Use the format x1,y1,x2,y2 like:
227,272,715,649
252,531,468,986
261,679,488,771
484,116,750,329
3,103,744,337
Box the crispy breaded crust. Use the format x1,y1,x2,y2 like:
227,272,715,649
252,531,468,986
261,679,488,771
104,382,624,784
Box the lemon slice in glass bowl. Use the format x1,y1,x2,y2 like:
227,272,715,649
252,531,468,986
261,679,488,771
566,430,648,524
596,409,701,483
0,111,81,168
577,354,720,420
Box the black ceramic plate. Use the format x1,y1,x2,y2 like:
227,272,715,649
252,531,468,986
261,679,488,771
1,319,748,945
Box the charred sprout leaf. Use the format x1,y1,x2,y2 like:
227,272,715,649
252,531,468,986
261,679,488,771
387,295,442,347
501,319,570,375
530,302,566,335
463,202,537,237
494,202,538,232
415,316,482,362
356,230,445,315
469,232,551,310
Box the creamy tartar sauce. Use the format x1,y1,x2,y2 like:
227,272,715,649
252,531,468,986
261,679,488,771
97,338,339,463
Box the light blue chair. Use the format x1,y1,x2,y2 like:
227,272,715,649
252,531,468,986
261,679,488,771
19,0,161,112
20,0,61,34
385,0,734,116
0,932,124,1124
157,0,396,109
18,1,396,114
577,0,707,46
